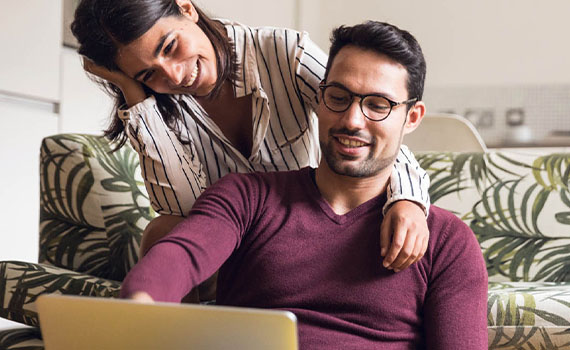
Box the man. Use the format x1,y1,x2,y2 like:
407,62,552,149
121,21,488,349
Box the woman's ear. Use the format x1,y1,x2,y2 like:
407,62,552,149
176,0,199,22
403,101,426,135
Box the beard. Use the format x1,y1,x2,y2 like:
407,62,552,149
320,127,403,178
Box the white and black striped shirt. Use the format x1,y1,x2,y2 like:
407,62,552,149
119,21,430,216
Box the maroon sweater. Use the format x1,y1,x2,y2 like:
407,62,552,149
121,168,488,349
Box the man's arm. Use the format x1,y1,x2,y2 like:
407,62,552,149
423,212,488,349
120,173,259,302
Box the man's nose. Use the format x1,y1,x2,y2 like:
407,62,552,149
340,99,367,129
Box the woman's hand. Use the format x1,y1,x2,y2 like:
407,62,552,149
82,57,147,107
380,200,429,272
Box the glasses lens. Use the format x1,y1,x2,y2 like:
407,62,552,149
323,86,351,112
362,96,391,120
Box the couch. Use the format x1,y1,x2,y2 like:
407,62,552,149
1,133,570,349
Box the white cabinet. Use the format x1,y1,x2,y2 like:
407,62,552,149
0,1,62,102
0,99,58,262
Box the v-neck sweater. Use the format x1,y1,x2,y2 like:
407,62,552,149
121,168,488,349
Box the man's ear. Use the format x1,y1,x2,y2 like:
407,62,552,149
403,101,426,135
176,0,199,23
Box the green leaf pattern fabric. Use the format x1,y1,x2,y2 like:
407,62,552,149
2,135,570,349
417,151,570,349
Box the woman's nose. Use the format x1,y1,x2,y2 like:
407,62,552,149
162,63,184,86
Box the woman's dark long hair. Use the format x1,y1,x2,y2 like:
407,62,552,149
71,0,237,148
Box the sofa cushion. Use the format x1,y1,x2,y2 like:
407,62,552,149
488,281,570,349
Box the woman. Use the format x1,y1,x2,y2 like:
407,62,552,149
71,0,431,300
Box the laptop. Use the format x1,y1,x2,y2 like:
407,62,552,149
37,294,298,350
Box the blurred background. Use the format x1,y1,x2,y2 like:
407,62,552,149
1,0,569,274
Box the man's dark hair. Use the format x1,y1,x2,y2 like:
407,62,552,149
71,0,237,147
324,21,426,103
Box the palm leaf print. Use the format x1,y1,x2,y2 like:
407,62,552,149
38,135,103,272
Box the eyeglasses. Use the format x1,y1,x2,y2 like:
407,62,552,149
319,83,417,122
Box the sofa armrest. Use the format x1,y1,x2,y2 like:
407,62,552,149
39,134,153,281
0,327,43,350
0,261,121,327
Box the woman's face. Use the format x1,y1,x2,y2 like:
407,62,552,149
115,6,217,96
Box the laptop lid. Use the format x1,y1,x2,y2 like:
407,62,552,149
37,294,298,350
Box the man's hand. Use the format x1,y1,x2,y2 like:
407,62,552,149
380,200,429,272
128,291,155,304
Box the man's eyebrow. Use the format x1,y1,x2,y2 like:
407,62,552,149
132,31,174,81
328,81,398,100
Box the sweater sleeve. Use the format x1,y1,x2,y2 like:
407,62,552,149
423,212,488,349
118,96,207,216
120,173,259,302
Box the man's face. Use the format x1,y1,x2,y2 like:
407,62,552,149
318,45,414,178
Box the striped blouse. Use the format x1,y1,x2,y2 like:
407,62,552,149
118,20,430,217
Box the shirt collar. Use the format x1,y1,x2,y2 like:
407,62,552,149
218,19,262,98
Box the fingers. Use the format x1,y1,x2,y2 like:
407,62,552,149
381,200,430,272
128,291,155,304
384,224,429,272
81,56,129,85
392,230,422,271
383,226,418,272
379,217,392,257
82,56,107,77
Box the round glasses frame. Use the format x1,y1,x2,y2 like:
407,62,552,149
319,83,418,122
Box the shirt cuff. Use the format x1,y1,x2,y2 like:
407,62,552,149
383,194,429,217
117,95,157,121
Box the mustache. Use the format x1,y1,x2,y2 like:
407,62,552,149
328,127,374,144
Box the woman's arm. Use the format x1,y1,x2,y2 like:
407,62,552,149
380,145,430,272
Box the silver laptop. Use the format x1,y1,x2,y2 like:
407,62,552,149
37,294,298,350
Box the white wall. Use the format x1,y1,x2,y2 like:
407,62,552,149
298,0,570,87
59,48,113,135
0,98,58,262
0,1,63,265
195,0,297,28
0,1,62,101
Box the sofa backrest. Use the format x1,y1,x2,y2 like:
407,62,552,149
416,151,570,283
38,134,570,283
39,134,154,281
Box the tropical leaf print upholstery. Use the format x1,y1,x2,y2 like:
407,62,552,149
1,134,570,349
38,134,151,280
0,327,43,350
0,261,120,326
416,151,570,349
416,152,570,283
